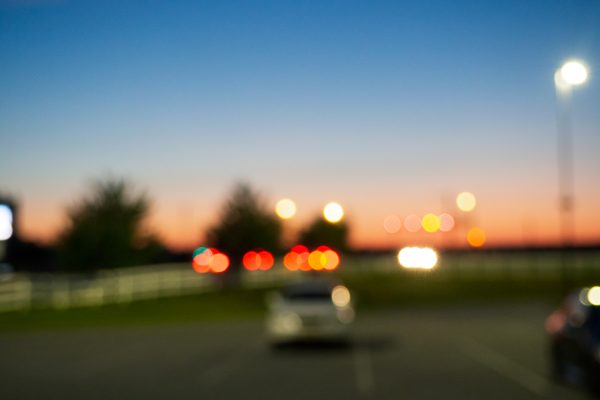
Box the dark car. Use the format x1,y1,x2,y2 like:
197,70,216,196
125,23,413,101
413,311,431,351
546,286,600,394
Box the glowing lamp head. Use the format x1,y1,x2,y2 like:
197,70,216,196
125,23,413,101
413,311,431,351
559,60,589,86
323,202,344,223
456,192,476,212
587,286,600,306
275,198,297,220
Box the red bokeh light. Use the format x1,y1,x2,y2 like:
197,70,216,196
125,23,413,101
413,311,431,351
243,250,275,271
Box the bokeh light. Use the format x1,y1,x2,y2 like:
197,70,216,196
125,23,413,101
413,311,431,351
275,198,297,220
331,285,351,307
397,246,438,270
285,245,340,271
192,247,230,274
322,249,340,270
210,253,230,273
587,286,600,306
439,213,455,232
243,250,274,271
559,60,588,86
283,245,310,271
403,214,421,233
323,202,344,223
192,247,212,273
0,205,13,241
315,245,340,270
258,251,274,270
243,251,260,271
383,215,402,234
456,192,477,212
421,213,441,233
308,250,325,270
467,227,486,247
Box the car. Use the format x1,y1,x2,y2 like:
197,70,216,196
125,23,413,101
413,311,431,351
265,278,355,346
546,286,600,395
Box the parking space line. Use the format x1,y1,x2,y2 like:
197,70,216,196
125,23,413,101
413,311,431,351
459,338,549,396
353,346,374,396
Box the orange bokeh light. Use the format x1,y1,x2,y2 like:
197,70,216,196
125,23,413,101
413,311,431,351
284,245,310,271
192,247,230,274
283,245,339,271
308,246,340,271
467,227,486,247
210,252,230,273
192,247,212,273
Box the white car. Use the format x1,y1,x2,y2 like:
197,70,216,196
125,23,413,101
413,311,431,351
265,279,355,345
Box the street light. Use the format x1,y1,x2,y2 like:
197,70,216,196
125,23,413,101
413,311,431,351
554,59,589,289
555,60,589,89
323,202,344,224
275,198,297,220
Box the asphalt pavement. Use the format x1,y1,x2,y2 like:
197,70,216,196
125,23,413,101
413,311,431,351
0,301,591,399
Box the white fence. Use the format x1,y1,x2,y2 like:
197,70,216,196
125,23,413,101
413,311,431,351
0,262,306,313
0,263,214,313
1,250,599,314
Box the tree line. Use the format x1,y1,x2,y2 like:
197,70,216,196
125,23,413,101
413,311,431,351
55,178,349,272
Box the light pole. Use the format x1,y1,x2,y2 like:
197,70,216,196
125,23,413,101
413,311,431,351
554,59,589,289
275,198,297,247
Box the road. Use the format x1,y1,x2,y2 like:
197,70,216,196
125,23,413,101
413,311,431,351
0,301,590,399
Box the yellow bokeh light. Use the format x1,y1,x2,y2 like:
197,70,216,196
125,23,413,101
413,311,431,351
587,286,600,306
275,198,296,220
308,250,325,270
421,213,441,233
467,227,486,247
456,192,477,212
323,202,344,223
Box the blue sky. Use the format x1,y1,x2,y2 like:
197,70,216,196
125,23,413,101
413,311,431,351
1,0,599,248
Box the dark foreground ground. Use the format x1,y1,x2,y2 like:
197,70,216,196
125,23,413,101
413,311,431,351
0,301,591,399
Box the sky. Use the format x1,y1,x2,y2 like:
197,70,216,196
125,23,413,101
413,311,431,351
1,0,599,250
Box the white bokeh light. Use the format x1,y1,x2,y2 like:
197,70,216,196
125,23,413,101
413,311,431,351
0,205,13,241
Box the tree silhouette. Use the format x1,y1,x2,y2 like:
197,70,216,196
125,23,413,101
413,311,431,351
205,183,282,272
298,217,349,252
58,178,164,271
